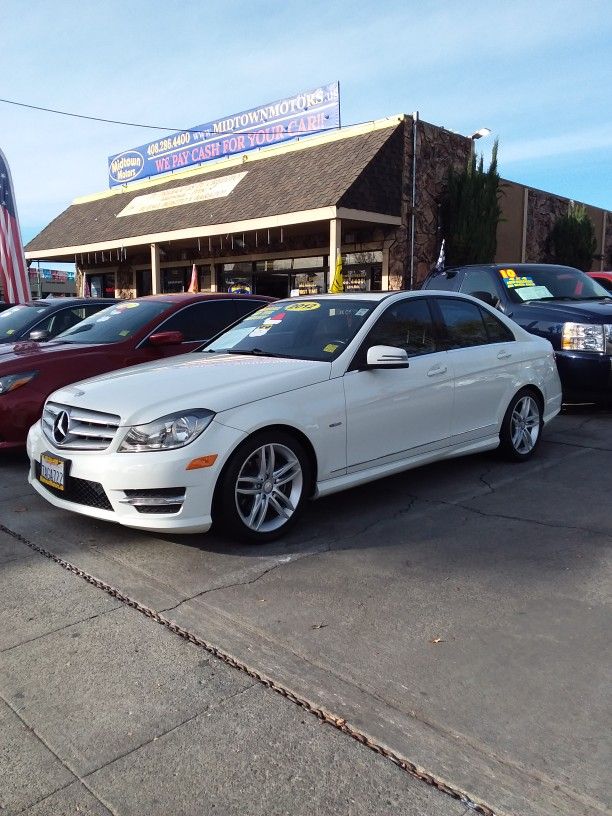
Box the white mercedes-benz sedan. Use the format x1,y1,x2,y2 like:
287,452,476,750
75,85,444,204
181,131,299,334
27,291,562,542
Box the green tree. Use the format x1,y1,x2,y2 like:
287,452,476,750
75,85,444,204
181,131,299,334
548,202,596,272
441,140,502,266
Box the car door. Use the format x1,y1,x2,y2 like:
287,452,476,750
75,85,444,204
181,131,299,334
343,297,454,472
431,296,518,443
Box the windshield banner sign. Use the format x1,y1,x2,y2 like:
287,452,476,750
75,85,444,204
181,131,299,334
107,82,340,188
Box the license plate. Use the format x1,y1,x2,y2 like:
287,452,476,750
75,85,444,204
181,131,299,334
39,453,66,491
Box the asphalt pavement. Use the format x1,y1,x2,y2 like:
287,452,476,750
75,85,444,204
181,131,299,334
0,407,610,816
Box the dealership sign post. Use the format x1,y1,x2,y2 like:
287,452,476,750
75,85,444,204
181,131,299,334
108,82,340,188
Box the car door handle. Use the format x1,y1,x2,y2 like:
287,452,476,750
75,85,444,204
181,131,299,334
427,364,448,376
497,350,512,360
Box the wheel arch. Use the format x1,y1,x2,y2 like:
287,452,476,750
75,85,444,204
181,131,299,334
211,423,319,519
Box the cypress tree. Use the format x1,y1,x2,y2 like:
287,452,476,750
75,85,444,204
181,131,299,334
442,140,502,266
548,203,596,272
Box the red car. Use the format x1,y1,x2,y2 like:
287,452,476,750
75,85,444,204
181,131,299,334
0,293,272,449
588,271,612,293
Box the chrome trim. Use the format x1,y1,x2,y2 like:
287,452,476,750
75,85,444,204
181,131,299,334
119,494,185,507
42,402,121,450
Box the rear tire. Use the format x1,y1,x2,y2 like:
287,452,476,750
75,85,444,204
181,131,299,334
499,388,543,462
215,430,311,543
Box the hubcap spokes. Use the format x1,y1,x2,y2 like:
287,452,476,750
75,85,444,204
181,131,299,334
510,396,540,453
235,443,303,532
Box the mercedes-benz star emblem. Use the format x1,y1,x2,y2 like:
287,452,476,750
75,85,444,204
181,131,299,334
52,410,70,445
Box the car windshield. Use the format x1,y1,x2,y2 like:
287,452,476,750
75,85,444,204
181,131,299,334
499,266,611,303
55,301,170,344
0,304,51,340
202,299,378,361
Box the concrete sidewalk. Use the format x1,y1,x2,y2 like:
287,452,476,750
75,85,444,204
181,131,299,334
0,529,468,816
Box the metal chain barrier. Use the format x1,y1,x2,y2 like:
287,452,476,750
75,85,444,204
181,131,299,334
2,523,496,816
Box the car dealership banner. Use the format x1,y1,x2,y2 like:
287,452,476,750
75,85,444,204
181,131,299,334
108,82,340,188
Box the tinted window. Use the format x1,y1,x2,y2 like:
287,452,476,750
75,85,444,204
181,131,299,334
366,298,437,357
160,301,239,341
0,304,51,340
437,299,489,348
460,269,504,302
58,301,169,344
34,305,108,338
234,298,271,319
204,299,377,362
480,308,515,343
423,272,460,291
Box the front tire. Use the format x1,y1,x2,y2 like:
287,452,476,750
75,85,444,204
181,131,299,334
215,431,311,543
499,388,543,461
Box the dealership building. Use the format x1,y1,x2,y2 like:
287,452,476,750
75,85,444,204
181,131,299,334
24,98,612,300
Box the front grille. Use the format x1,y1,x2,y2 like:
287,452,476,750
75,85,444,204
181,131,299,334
42,402,121,451
35,463,113,510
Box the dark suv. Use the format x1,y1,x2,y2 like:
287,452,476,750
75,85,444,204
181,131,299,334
421,263,612,404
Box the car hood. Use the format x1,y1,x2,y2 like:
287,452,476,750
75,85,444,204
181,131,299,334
0,340,103,367
49,354,333,424
520,298,612,321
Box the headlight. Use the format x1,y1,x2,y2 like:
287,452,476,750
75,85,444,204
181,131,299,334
118,409,215,452
0,371,38,395
562,322,605,352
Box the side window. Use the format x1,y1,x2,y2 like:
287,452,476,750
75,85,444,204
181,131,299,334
38,308,83,337
366,299,437,357
82,304,110,319
460,269,504,302
159,301,238,341
479,307,515,343
437,298,489,349
424,272,461,291
234,298,270,320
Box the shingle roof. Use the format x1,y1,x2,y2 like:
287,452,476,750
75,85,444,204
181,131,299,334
26,123,404,253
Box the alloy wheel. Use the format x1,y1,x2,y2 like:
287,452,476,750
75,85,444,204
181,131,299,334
234,443,304,533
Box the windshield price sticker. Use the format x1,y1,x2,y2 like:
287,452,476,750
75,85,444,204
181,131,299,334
40,454,66,491
499,269,535,289
285,302,321,311
516,285,553,301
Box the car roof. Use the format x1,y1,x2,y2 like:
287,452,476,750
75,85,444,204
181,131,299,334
443,263,585,274
139,293,274,304
26,297,115,308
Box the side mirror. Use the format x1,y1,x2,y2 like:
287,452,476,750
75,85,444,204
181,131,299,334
470,290,501,308
148,330,184,347
28,329,50,342
366,345,410,369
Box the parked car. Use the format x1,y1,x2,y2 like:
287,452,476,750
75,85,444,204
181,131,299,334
0,302,14,313
0,297,114,345
421,264,612,404
0,293,271,449
588,271,612,293
27,291,561,543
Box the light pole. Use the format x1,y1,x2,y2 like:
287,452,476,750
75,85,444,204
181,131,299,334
469,127,491,157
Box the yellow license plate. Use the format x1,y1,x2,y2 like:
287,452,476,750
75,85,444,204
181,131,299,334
40,454,66,491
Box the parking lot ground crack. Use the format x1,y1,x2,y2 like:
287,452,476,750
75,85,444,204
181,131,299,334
0,604,123,655
326,497,419,549
420,496,611,538
1,693,118,816
547,438,612,453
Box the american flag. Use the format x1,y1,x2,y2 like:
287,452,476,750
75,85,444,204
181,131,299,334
0,148,31,304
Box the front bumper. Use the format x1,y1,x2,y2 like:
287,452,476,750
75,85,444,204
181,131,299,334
27,419,246,534
555,351,612,404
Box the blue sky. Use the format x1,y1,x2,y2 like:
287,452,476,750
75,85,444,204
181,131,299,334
2,0,611,249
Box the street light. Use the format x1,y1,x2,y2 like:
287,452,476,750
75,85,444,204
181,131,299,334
470,127,491,140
